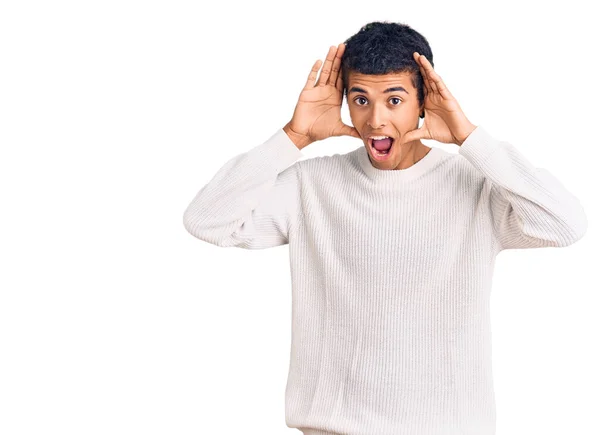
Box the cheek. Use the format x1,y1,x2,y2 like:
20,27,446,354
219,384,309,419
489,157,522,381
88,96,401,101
348,107,363,122
348,112,359,125
392,109,419,124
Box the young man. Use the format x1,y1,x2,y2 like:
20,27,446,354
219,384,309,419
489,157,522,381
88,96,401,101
183,21,587,435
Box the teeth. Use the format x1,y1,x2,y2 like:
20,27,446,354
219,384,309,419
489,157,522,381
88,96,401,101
370,136,390,140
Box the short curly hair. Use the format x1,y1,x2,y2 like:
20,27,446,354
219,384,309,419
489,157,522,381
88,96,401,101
341,21,434,117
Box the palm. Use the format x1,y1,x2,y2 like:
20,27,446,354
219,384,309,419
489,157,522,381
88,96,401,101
418,93,460,144
294,84,346,141
403,52,473,146
288,44,359,142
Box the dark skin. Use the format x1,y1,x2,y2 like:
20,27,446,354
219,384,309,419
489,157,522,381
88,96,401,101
283,43,477,157
283,43,360,149
408,51,477,146
346,70,430,170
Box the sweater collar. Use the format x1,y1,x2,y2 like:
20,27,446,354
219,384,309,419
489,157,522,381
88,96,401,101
356,145,445,182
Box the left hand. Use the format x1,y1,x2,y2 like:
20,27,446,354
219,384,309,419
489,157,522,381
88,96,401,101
401,52,477,146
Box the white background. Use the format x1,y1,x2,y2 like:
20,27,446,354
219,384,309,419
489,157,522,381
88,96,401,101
1,1,598,434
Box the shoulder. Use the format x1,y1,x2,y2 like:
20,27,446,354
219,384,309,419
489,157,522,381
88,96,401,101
436,146,489,193
295,147,364,178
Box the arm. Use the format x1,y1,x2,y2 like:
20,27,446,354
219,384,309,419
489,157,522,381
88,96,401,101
182,128,304,249
183,42,360,249
458,126,588,251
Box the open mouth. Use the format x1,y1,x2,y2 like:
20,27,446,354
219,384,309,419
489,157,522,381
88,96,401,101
368,136,394,160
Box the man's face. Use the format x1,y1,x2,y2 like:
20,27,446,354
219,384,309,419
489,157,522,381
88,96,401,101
346,70,424,170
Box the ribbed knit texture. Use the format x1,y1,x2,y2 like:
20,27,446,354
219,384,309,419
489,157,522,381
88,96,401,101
183,126,587,435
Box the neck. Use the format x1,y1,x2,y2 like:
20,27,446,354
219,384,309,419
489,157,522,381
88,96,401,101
393,141,430,170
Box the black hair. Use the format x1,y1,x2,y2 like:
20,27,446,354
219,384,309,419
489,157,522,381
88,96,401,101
341,21,434,118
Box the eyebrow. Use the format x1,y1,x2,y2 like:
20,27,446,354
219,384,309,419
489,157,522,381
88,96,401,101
348,86,409,95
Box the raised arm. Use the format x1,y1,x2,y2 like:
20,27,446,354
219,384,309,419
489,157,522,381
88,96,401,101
403,52,587,251
458,126,588,251
183,42,359,249
182,128,304,249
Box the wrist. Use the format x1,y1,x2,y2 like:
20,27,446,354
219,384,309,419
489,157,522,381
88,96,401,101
455,122,477,146
284,122,313,150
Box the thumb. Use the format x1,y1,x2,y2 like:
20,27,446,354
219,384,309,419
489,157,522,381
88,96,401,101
334,123,361,139
401,125,427,146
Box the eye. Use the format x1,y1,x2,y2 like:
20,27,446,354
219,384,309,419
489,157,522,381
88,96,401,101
354,96,368,106
353,96,403,106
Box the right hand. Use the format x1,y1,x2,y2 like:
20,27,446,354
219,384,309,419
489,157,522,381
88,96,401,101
285,43,361,148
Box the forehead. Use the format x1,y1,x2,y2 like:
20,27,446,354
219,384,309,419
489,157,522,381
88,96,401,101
347,71,415,92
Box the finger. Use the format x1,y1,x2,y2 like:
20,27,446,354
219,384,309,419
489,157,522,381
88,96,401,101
329,43,345,89
304,59,322,90
336,65,344,94
416,53,454,100
401,125,427,145
417,53,439,94
413,52,432,94
334,123,361,138
317,46,337,87
345,124,361,138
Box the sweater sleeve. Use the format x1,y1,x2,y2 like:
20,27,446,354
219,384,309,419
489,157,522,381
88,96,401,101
182,128,304,249
458,125,588,251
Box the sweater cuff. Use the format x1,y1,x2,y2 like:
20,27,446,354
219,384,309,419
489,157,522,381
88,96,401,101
457,125,503,166
256,128,305,173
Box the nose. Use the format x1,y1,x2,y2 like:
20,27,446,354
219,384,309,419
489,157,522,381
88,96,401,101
366,104,387,130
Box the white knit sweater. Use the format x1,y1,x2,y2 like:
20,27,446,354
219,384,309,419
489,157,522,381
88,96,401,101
183,126,587,435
